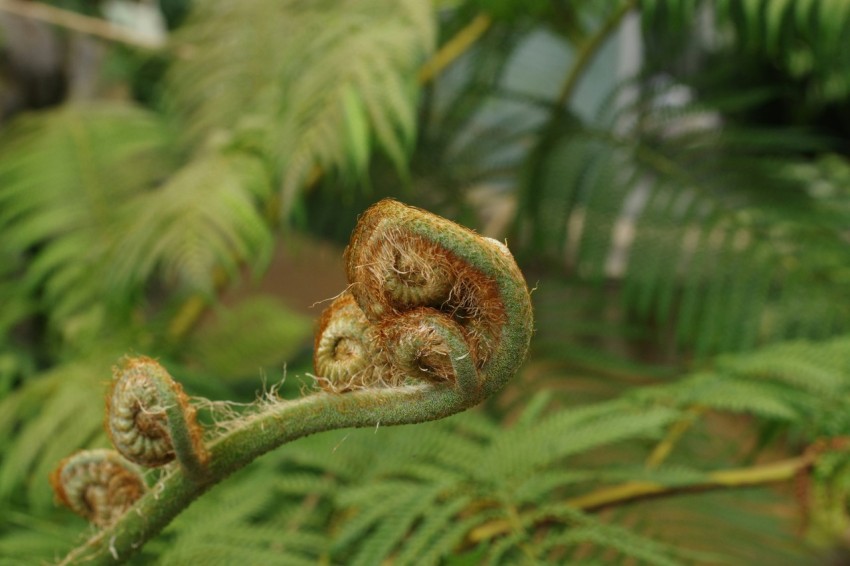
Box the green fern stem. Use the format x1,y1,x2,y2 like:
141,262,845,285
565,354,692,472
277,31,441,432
418,13,492,85
471,453,824,544
60,373,476,563
567,454,817,511
57,199,534,564
556,0,637,107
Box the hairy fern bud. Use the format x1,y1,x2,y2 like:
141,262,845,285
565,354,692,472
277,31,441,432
107,356,208,477
317,199,533,398
314,292,387,391
50,449,146,527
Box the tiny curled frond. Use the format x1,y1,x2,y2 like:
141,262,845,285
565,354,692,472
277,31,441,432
50,450,146,528
106,356,208,478
52,200,532,565
314,291,386,392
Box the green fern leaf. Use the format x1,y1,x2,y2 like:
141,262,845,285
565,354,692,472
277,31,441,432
479,405,680,482
332,481,423,554
0,358,112,510
109,152,273,295
393,493,474,566
0,104,174,340
168,0,435,217
349,483,447,566
187,295,312,381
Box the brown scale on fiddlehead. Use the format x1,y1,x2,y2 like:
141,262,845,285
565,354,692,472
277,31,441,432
381,236,455,309
50,449,146,528
106,356,208,477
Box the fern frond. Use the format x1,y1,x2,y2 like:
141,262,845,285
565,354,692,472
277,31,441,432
541,526,685,566
158,540,319,566
664,374,800,420
167,0,435,216
720,339,850,395
108,152,273,296
517,90,850,356
0,104,174,342
393,493,475,566
347,483,449,566
478,404,680,482
625,335,850,456
332,481,427,554
0,510,84,565
628,489,821,564
272,472,336,498
421,507,506,566
0,251,34,342
154,460,330,565
643,0,850,100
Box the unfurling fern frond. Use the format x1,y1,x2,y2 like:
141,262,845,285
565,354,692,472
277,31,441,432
167,0,435,217
49,199,534,564
50,449,146,528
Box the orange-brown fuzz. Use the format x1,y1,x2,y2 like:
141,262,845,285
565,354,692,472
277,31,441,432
344,202,507,366
315,199,522,393
377,309,460,384
313,293,390,392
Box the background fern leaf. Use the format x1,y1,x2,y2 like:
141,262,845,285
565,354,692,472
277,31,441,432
0,104,174,344
109,151,273,295
167,0,435,217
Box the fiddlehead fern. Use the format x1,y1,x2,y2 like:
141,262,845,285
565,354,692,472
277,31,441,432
314,292,386,392
50,450,146,528
54,199,532,565
106,356,208,478
321,198,533,398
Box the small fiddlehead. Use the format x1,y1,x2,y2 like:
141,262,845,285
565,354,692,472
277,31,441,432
314,292,386,392
50,450,146,528
106,356,208,478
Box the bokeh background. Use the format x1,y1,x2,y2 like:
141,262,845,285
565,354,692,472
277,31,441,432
2,1,850,564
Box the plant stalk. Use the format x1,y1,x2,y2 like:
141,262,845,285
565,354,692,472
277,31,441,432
418,13,493,85
556,0,636,107
566,454,813,512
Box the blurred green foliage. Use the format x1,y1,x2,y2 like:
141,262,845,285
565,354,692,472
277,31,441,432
2,0,850,563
